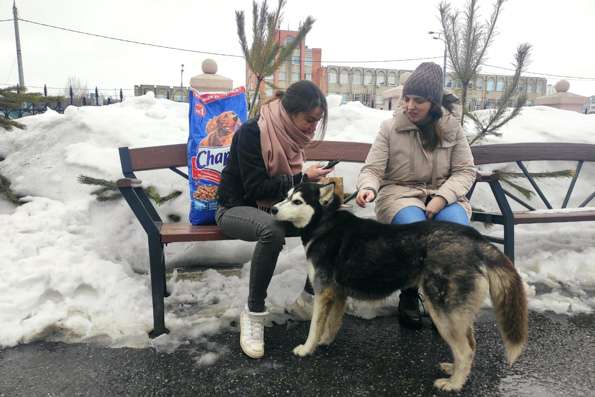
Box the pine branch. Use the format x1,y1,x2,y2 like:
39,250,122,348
77,174,181,205
0,172,23,205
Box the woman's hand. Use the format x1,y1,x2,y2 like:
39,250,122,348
304,163,334,181
356,189,376,208
426,196,447,219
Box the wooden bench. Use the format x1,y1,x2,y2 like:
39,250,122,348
118,141,595,337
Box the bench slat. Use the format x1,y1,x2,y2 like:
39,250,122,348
513,209,595,224
472,143,595,165
160,223,231,243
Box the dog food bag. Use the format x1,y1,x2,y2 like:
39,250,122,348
188,86,247,224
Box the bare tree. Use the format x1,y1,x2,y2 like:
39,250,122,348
64,76,88,98
236,0,314,117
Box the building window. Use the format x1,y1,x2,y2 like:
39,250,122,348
305,49,312,66
340,70,349,85
364,71,373,85
305,72,312,80
486,78,495,92
528,80,536,93
292,49,300,65
291,71,300,82
328,70,338,84
445,76,453,88
377,72,385,86
518,79,526,93
352,71,362,85
388,73,397,86
265,86,273,97
496,78,505,92
279,69,286,81
476,78,484,91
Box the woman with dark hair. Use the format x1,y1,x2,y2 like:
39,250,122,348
216,80,332,359
355,62,476,329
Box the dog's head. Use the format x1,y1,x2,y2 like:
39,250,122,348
271,182,338,229
206,111,241,137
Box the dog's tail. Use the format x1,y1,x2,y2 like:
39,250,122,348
481,243,528,366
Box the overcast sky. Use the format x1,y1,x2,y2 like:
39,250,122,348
1,0,594,97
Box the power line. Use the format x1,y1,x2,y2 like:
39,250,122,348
13,17,595,80
0,18,13,22
17,17,440,65
18,17,245,58
482,63,595,81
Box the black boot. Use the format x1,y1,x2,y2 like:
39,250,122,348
398,288,423,330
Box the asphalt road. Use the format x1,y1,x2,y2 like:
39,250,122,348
1,310,594,397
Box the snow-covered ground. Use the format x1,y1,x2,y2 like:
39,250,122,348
1,94,594,357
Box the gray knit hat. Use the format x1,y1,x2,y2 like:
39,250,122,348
401,62,443,105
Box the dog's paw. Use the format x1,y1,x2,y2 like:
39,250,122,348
434,377,463,392
292,344,313,357
439,362,454,375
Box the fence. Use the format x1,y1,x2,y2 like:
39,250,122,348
1,84,129,120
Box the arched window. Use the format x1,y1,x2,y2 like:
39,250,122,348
496,78,505,92
352,70,362,85
476,78,484,91
340,70,349,85
486,78,495,92
388,73,397,86
377,71,386,86
364,71,374,85
328,69,337,84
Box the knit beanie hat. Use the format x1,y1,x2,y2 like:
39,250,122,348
401,62,443,105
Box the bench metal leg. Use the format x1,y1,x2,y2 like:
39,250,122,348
503,222,515,263
148,235,169,338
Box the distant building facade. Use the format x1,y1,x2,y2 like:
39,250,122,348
324,65,548,111
134,85,188,102
246,30,326,100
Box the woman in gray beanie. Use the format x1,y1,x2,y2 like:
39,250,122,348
355,62,476,329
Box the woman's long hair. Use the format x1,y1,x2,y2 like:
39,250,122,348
421,93,460,150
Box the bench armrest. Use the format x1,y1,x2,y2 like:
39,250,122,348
117,177,143,188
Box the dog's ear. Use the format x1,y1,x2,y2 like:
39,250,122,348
319,182,335,206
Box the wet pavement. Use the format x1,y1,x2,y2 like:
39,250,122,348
0,310,593,396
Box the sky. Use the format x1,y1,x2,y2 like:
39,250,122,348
1,0,595,97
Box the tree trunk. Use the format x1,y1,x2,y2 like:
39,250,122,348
460,83,469,126
250,77,263,117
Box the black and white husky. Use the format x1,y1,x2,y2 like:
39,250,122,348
272,183,528,392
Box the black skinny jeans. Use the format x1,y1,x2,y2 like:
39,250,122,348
216,206,312,313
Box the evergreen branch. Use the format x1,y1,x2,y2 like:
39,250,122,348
494,169,575,179
0,172,23,205
77,175,117,189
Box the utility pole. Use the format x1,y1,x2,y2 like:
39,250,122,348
13,1,25,90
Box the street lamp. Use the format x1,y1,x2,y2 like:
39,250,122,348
428,31,447,88
180,64,184,88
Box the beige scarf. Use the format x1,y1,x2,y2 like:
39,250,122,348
258,99,314,176
256,99,314,209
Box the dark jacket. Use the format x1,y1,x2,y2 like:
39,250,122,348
217,119,304,209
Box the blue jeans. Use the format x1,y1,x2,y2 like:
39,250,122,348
391,203,469,226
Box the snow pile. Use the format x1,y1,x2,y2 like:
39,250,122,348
0,96,593,353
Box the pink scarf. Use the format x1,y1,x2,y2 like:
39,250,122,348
258,99,314,177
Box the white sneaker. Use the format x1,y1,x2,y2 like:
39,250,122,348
240,305,268,359
285,291,314,321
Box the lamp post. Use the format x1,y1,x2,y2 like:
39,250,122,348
428,31,447,88
180,64,184,88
